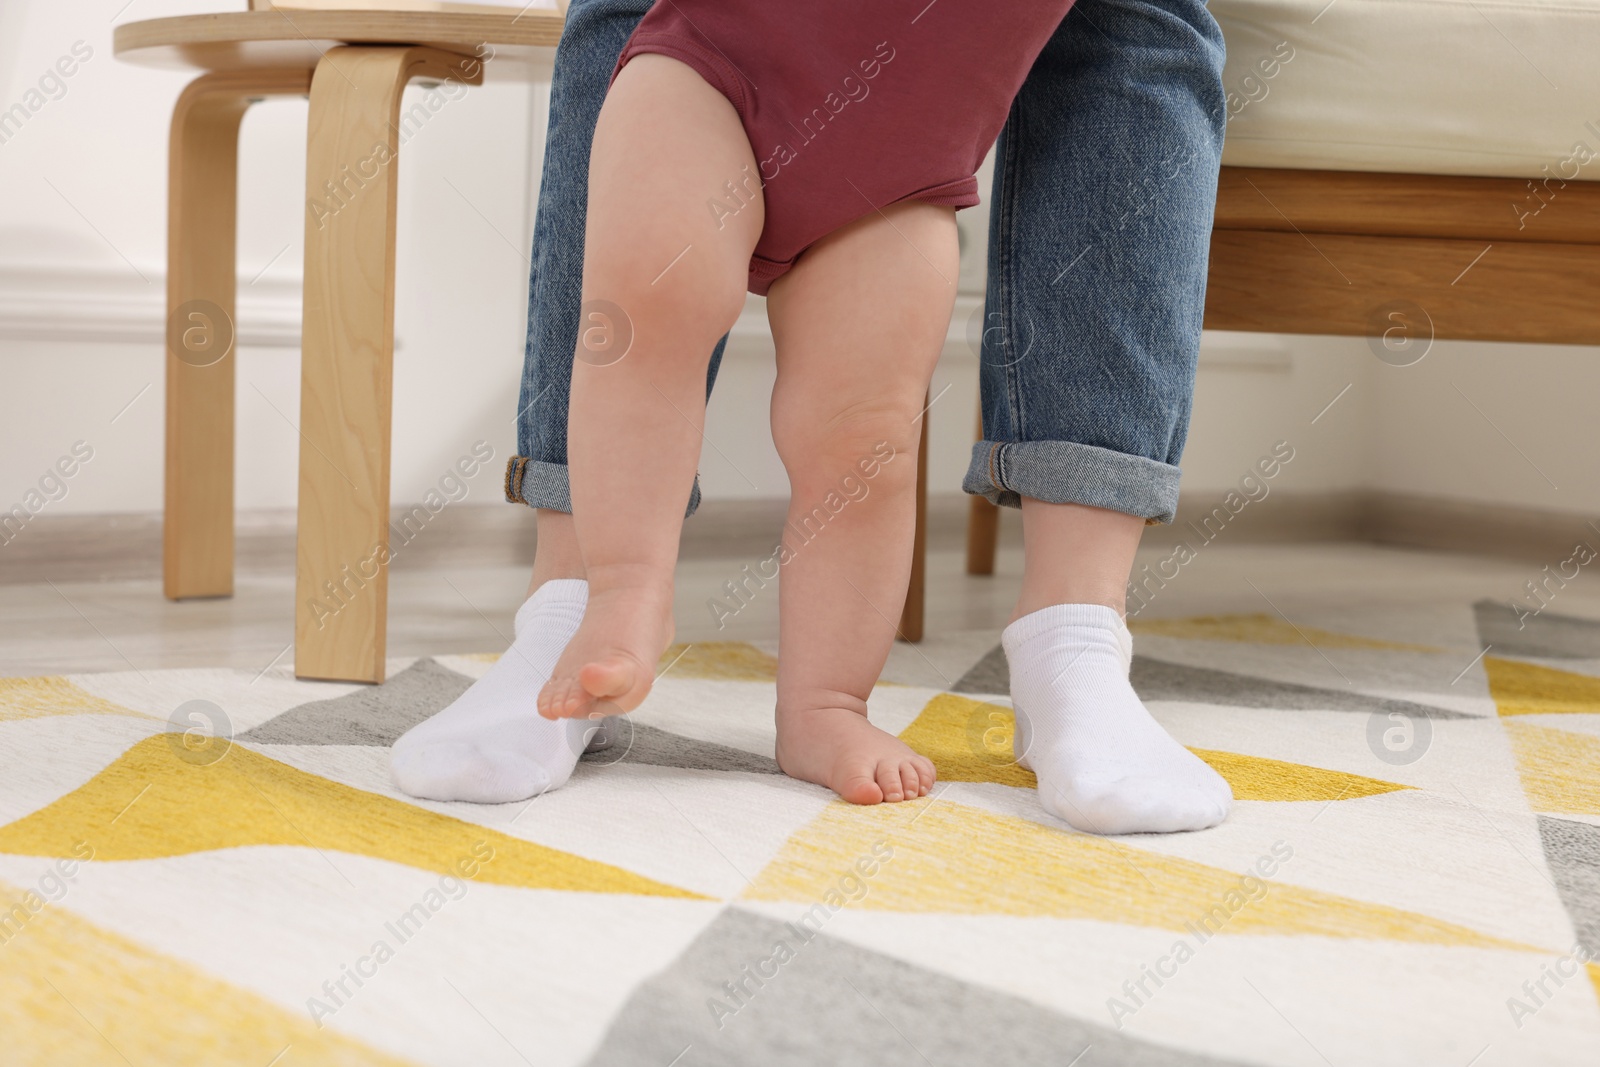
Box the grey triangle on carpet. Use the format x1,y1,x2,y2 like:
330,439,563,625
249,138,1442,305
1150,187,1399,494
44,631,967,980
952,642,1009,696
954,644,1472,719
580,720,780,775
582,906,1249,1067
1537,816,1600,960
238,657,473,746
1130,655,1474,718
1474,599,1600,659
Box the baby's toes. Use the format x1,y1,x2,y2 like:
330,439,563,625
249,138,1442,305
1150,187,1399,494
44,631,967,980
538,677,578,719
536,680,559,718
837,764,884,806
897,762,921,802
876,762,907,803
914,756,937,794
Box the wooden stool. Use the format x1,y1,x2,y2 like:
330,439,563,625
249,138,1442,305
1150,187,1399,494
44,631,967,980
116,7,564,683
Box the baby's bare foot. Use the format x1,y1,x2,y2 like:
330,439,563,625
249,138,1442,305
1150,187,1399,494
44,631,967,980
776,705,936,804
537,580,673,720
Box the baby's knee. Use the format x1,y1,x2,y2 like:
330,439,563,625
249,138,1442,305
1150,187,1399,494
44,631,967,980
582,251,745,360
776,408,920,495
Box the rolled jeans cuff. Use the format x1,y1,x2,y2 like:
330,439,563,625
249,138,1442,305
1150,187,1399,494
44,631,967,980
504,456,703,516
962,440,1180,525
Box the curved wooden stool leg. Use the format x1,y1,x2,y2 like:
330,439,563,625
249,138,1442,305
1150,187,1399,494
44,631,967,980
965,494,1000,576
964,397,999,575
165,69,310,601
294,46,483,683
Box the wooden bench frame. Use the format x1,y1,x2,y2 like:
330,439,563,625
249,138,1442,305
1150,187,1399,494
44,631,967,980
962,164,1600,575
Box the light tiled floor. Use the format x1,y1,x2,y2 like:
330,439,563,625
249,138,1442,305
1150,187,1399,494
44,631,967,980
5,541,1598,683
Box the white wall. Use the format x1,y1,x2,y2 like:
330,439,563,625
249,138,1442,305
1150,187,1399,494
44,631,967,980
0,0,545,519
1182,332,1600,519
2,0,1596,529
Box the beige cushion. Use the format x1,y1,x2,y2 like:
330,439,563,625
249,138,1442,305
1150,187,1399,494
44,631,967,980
1213,0,1600,178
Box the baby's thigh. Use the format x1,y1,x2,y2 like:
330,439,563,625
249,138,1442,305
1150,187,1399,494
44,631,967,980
586,54,762,320
766,202,959,460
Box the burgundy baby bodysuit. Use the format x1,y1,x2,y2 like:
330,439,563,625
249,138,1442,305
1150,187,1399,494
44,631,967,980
613,0,1077,294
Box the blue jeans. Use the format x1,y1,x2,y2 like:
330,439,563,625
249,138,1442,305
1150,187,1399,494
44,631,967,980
505,0,1226,526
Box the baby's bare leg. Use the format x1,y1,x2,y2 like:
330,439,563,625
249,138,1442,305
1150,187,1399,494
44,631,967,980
764,202,958,803
538,54,763,720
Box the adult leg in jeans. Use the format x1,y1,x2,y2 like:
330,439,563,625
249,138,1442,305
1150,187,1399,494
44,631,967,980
391,0,692,803
970,0,1233,833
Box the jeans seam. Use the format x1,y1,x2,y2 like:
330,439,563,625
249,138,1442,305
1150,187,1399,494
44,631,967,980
997,98,1025,447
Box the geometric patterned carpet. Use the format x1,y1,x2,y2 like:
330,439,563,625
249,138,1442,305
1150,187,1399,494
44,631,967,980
2,601,1598,1065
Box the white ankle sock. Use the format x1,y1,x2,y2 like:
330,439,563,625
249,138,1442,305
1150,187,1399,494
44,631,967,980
391,579,601,803
1003,603,1232,835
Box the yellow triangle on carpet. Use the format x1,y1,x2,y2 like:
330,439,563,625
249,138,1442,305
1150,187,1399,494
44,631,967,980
1188,748,1411,802
899,694,1410,801
1503,721,1600,815
1486,656,1600,716
744,799,1528,950
0,735,704,899
658,642,778,682
1129,613,1439,652
0,676,153,723
897,693,1035,788
0,877,415,1067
